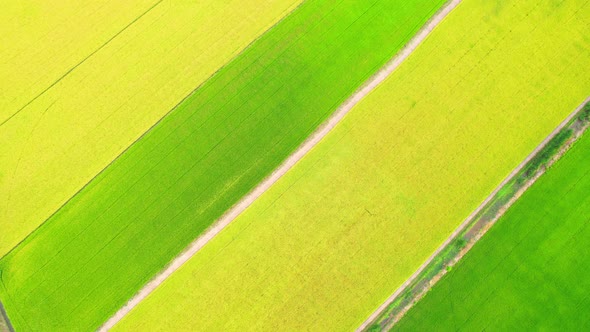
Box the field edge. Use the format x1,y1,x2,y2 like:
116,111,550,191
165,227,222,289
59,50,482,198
362,96,590,331
101,0,459,330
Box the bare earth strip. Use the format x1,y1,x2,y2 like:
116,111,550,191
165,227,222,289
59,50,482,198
99,0,462,330
357,95,590,331
0,300,14,332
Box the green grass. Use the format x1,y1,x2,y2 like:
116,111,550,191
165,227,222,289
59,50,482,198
113,0,590,331
396,129,590,331
521,128,572,179
0,0,448,330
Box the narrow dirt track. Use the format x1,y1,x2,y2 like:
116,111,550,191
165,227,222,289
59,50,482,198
99,0,462,330
0,300,14,332
357,91,590,331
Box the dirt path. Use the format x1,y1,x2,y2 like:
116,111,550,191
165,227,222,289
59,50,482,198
357,95,590,331
0,300,14,332
98,1,462,330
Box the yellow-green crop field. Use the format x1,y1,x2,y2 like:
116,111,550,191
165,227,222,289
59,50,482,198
395,105,590,331
0,1,450,330
115,0,590,330
0,0,302,257
0,0,156,123
2,0,590,330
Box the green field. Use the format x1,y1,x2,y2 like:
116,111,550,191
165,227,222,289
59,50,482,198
395,126,590,331
0,0,448,330
114,0,590,331
0,0,301,257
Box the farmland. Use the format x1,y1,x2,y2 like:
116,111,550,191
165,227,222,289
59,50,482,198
395,124,590,331
0,0,156,123
113,0,590,331
365,98,590,330
0,0,302,257
0,0,449,330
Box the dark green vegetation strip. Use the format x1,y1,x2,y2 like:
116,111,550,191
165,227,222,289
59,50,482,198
395,102,590,330
0,0,447,330
367,101,590,331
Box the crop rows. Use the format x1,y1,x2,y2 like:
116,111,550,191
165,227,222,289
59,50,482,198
396,106,590,330
1,0,589,331
0,0,447,330
0,0,302,258
114,0,590,331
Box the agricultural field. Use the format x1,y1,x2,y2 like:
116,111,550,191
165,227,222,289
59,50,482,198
365,98,590,330
113,0,590,331
0,0,302,257
395,125,590,331
0,0,157,123
0,0,449,330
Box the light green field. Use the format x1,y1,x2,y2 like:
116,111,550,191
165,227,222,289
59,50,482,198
0,0,448,330
115,0,590,331
396,112,590,331
0,0,156,123
0,0,302,257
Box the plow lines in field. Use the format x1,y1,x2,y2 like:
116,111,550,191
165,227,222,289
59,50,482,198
0,0,159,124
0,0,448,330
113,0,590,331
0,0,303,258
101,1,461,329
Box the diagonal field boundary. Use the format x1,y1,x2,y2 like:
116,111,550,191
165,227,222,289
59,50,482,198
0,300,14,332
357,92,590,331
0,1,308,264
99,0,462,330
0,0,164,129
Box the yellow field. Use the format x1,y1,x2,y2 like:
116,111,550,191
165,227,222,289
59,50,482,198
0,0,302,257
114,0,590,330
0,0,156,123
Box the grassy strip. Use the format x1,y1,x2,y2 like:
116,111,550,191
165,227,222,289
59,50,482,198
367,100,590,331
396,100,590,330
0,0,447,330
